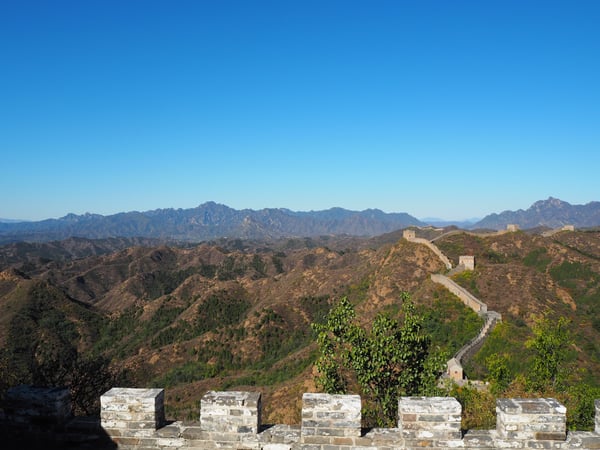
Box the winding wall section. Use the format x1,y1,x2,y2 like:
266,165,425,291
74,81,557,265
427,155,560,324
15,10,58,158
404,230,502,378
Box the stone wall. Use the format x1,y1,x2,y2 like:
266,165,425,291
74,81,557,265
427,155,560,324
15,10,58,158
403,230,452,270
3,385,72,427
5,385,600,449
97,389,600,449
431,273,487,314
1,385,113,449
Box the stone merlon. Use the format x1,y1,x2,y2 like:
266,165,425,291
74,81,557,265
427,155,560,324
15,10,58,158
3,386,600,449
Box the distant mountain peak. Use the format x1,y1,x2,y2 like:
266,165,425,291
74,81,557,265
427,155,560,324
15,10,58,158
532,197,568,209
474,198,600,230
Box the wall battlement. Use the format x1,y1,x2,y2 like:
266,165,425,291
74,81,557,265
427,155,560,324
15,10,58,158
3,385,600,449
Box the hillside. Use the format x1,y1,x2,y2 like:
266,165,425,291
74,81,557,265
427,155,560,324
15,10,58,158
0,233,476,421
1,228,600,424
0,236,165,271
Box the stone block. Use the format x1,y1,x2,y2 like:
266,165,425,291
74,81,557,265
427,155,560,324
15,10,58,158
262,445,292,450
301,393,361,438
567,431,600,449
101,387,165,435
200,391,261,434
3,385,72,426
258,424,301,445
398,397,462,440
496,398,566,441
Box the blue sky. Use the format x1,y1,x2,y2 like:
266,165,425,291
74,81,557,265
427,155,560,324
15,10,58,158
1,0,599,221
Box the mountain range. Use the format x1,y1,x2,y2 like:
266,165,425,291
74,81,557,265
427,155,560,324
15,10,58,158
0,198,598,244
475,197,600,230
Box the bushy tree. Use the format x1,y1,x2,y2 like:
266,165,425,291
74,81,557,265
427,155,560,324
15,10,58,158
312,293,444,426
485,353,512,395
526,316,572,391
564,383,600,430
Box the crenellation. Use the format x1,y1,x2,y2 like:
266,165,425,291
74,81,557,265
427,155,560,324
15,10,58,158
497,398,566,442
3,386,600,449
201,390,262,435
101,386,165,434
398,396,463,443
3,385,72,427
301,393,362,439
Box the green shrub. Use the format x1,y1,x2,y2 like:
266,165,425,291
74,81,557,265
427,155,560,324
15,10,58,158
523,248,551,272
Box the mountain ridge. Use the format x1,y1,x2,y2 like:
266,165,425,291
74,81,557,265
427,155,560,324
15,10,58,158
1,198,599,244
0,202,425,244
473,197,600,230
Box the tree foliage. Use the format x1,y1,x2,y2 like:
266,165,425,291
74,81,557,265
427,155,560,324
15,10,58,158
312,293,444,426
526,315,572,391
485,353,512,395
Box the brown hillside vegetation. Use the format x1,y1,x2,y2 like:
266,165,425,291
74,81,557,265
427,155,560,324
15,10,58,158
1,230,599,423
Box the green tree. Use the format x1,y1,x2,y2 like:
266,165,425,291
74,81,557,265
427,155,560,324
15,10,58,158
526,316,572,391
564,383,600,430
312,293,444,426
485,353,512,395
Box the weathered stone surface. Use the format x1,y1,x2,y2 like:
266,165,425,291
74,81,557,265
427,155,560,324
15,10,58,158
301,393,361,439
566,431,600,449
398,397,462,441
262,444,293,450
100,387,166,448
3,385,72,425
496,398,566,441
4,387,600,449
258,424,301,444
200,391,262,434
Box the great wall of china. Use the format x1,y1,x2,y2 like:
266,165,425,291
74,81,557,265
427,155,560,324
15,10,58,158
404,224,579,384
402,228,503,381
2,224,597,450
2,385,600,449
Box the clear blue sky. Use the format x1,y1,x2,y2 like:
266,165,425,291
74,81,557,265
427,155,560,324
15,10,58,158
1,0,599,221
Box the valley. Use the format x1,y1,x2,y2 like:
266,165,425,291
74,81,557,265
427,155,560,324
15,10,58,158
1,227,599,427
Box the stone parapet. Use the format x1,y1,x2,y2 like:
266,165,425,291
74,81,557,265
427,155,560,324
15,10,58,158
100,387,165,438
496,398,566,441
201,390,262,434
398,396,462,444
3,384,71,427
3,386,600,449
301,393,361,439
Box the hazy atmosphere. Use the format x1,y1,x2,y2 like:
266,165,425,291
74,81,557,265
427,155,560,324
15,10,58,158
1,0,598,221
